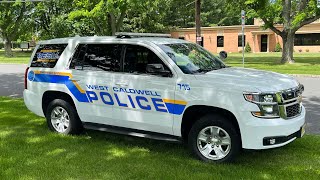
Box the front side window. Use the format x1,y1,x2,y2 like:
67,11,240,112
123,45,171,76
158,43,226,74
31,44,67,68
70,44,122,72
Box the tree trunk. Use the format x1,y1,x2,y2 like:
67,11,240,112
281,32,295,64
108,13,116,36
4,39,13,57
116,10,126,32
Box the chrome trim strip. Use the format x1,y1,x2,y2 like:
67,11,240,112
282,96,300,103
283,101,300,107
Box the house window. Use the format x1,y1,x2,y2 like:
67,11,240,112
294,33,320,46
217,36,224,47
238,35,246,47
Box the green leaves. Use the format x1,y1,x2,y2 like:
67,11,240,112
227,0,320,63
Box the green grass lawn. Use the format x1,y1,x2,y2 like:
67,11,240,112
0,96,320,179
226,52,320,75
0,49,31,64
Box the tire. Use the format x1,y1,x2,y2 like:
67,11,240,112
45,99,83,135
188,114,241,163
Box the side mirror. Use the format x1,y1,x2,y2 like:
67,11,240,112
219,51,228,60
146,64,172,77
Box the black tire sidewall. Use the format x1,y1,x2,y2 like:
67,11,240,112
188,114,241,163
45,99,82,135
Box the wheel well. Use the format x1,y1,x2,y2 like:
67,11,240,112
42,91,76,115
181,105,241,142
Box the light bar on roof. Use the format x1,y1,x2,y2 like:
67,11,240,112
115,32,171,38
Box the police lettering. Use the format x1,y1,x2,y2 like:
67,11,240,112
86,91,166,112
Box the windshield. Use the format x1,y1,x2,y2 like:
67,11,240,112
158,43,227,74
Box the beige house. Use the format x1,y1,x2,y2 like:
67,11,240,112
170,19,320,53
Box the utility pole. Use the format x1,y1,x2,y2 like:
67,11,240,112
195,0,202,46
241,10,245,67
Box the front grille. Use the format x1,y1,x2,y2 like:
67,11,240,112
285,103,301,118
278,84,304,119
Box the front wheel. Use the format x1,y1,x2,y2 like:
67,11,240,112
188,114,241,163
45,99,83,135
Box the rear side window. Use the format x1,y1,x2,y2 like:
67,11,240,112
31,44,67,68
70,44,122,72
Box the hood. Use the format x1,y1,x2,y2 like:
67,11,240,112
196,67,299,92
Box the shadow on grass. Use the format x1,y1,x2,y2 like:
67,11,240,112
0,97,319,179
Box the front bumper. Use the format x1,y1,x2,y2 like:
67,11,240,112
240,105,306,150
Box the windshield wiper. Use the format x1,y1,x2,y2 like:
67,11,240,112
196,68,219,73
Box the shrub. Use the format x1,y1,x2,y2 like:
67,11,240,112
245,42,252,53
275,43,282,52
306,49,309,52
299,49,302,52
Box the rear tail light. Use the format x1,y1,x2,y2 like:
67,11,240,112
24,67,29,89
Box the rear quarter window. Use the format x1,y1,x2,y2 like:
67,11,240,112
30,44,68,68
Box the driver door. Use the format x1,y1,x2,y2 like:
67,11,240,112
111,44,177,135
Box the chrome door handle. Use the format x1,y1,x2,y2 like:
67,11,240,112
115,82,128,87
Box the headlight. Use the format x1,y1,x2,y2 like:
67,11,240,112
244,92,280,118
244,93,276,103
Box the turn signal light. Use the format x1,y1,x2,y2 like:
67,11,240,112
252,112,262,116
24,67,29,89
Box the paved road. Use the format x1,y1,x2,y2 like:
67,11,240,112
0,64,319,134
0,64,27,97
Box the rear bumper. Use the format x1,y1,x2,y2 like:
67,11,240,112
23,89,44,117
240,105,306,150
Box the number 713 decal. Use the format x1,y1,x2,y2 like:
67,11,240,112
177,83,191,91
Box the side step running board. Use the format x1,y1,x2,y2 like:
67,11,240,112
83,122,182,143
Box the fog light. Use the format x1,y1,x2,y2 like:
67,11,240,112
269,138,276,145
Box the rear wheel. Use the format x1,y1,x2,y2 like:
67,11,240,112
188,114,241,163
45,99,83,135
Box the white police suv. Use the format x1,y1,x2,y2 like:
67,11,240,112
24,33,306,163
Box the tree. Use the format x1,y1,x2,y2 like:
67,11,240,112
232,0,320,63
0,2,29,57
69,0,143,36
32,0,92,39
163,0,244,29
123,0,169,33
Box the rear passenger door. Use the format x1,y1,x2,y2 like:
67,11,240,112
111,44,178,135
69,43,122,125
